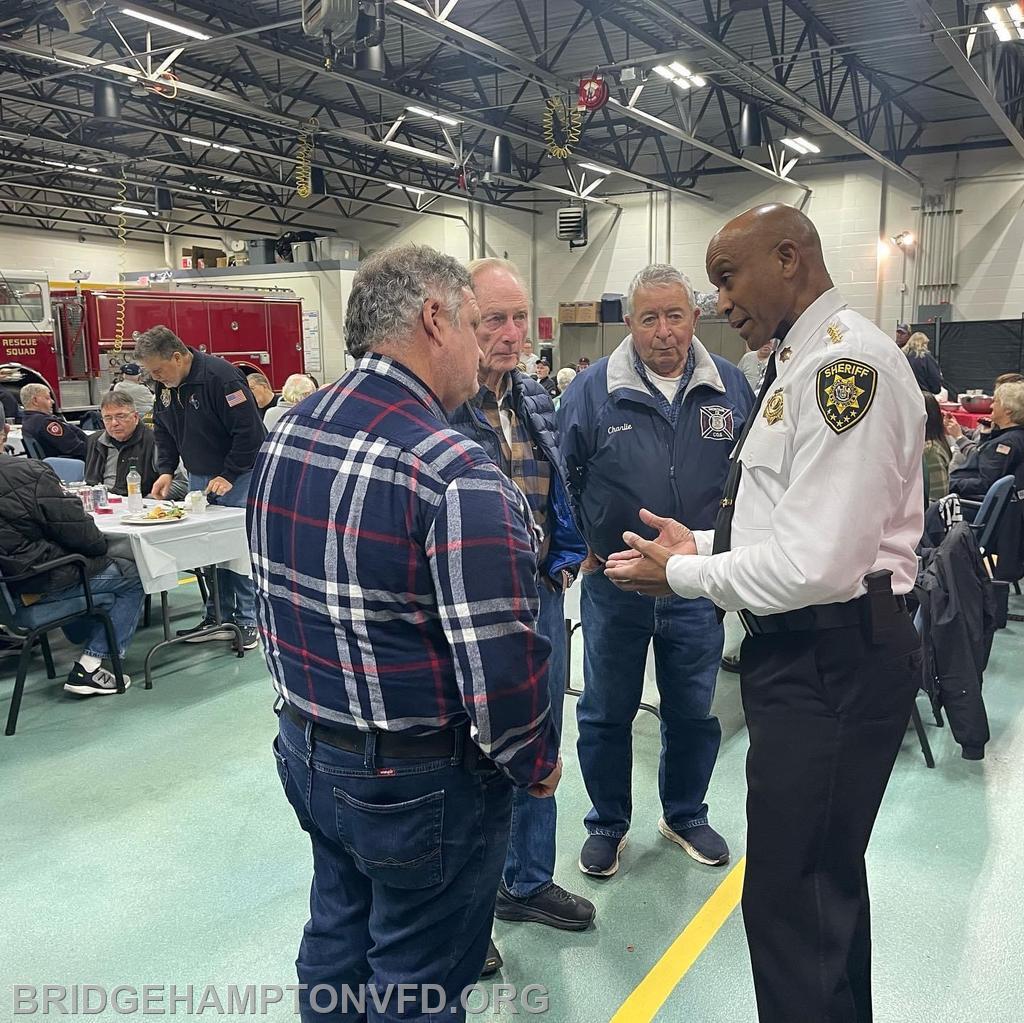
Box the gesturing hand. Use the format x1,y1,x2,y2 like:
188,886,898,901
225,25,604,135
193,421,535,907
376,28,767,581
604,509,696,598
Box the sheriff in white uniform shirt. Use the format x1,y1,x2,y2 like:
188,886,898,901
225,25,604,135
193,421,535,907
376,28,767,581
605,205,924,1023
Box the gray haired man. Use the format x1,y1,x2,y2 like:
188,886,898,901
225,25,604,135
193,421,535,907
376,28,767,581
559,264,755,877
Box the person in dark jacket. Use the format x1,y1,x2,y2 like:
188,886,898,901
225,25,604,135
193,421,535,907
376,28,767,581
903,332,943,394
536,358,559,398
949,380,1024,500
559,263,754,878
20,383,87,460
0,455,142,695
449,258,592,948
134,326,265,649
916,522,996,759
84,392,186,497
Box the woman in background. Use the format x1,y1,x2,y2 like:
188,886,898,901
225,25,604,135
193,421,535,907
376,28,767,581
904,332,943,394
923,391,952,500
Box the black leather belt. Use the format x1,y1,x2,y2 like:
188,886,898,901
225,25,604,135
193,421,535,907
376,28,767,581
739,593,908,636
281,702,464,758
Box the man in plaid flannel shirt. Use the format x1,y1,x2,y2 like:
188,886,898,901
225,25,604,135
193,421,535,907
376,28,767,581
249,245,561,1021
449,258,592,953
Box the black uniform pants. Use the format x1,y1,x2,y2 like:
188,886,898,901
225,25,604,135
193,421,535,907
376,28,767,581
739,615,921,1023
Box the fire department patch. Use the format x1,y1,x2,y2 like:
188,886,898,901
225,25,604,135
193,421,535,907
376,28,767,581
46,421,63,437
816,359,877,434
700,404,734,441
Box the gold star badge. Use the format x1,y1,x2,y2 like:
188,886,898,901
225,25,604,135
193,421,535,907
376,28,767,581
816,359,877,434
763,388,784,426
826,322,845,345
779,346,793,363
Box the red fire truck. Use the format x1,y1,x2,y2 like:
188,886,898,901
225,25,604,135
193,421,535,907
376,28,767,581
0,271,304,411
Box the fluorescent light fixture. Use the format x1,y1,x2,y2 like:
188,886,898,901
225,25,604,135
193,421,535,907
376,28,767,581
655,62,707,90
386,183,426,197
120,6,211,41
111,204,150,216
180,135,239,153
42,159,98,173
405,105,461,126
384,140,455,164
986,5,1014,40
781,137,820,155
1008,2,1024,35
578,163,612,175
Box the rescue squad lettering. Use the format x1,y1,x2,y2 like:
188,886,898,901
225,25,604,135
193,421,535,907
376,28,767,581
0,335,40,358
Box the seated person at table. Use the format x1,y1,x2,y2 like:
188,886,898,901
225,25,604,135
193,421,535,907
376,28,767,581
246,373,278,421
84,392,186,498
923,392,952,501
949,380,1024,500
20,383,87,461
262,373,317,431
0,454,143,695
112,362,155,417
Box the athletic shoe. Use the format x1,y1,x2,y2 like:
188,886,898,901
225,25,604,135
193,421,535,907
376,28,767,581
494,883,595,930
64,663,132,696
658,818,730,866
578,833,627,877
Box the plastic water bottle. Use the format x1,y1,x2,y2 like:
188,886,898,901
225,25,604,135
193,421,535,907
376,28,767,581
126,462,143,514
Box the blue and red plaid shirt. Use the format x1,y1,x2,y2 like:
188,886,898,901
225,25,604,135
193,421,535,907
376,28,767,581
247,355,558,787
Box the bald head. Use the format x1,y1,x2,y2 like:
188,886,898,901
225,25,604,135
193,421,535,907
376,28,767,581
707,203,833,350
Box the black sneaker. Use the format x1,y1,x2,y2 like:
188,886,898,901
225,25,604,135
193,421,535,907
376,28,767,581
238,625,259,651
178,617,235,643
495,882,595,930
658,818,730,866
579,833,627,877
64,663,132,696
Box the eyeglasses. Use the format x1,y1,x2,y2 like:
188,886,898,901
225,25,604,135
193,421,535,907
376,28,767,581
101,413,137,424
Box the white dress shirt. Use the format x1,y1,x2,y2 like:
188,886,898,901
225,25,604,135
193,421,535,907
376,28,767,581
666,288,925,615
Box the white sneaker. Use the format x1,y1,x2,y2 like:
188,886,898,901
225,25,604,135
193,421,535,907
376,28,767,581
64,664,132,696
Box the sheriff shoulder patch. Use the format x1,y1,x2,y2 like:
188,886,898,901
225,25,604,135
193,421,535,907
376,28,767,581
225,389,246,408
816,359,877,434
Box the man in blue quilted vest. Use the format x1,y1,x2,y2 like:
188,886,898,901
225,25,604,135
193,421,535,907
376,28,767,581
449,258,592,959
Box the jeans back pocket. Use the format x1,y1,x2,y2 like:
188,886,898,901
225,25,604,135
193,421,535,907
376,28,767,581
334,787,444,890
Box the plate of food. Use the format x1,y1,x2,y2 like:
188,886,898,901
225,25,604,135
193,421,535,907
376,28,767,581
121,504,188,525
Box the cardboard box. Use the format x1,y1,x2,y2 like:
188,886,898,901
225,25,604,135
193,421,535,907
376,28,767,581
575,301,601,323
558,302,577,323
215,257,229,268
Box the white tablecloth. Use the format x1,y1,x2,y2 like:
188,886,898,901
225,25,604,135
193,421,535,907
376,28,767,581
92,504,250,595
7,427,23,456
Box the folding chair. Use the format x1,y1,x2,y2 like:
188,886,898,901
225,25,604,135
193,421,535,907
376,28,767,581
0,557,126,736
42,457,86,482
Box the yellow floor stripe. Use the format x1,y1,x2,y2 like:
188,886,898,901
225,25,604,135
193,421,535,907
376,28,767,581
177,576,197,586
610,857,746,1022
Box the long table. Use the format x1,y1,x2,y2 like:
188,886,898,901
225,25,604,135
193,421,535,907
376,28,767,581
91,503,250,686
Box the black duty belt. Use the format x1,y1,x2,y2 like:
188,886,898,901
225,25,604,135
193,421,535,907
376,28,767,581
738,593,908,637
281,702,465,759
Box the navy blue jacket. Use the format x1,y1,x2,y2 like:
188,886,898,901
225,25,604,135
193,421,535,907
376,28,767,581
449,372,587,583
558,336,754,560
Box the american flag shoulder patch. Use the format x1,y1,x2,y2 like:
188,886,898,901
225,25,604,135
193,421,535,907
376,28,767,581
225,389,247,407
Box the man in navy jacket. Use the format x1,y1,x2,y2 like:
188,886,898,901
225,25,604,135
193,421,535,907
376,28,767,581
449,258,592,950
559,264,754,878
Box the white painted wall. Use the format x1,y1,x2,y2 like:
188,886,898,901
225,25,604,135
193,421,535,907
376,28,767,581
5,149,1024,340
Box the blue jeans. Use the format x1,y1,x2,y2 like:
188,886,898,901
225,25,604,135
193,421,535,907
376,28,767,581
15,561,144,660
502,582,566,898
188,471,255,627
275,710,513,1023
577,569,723,838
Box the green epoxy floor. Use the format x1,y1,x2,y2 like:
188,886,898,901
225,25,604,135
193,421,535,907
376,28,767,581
2,583,1023,1022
